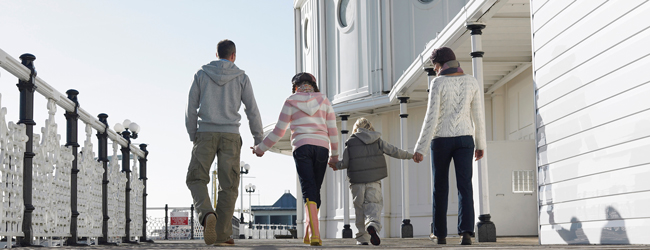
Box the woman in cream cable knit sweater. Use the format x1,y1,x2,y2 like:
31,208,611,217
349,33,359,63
412,47,486,245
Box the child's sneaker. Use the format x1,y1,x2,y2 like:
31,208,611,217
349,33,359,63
367,225,380,246
356,241,369,245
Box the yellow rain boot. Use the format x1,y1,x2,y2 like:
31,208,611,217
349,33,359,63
303,204,311,244
306,199,322,246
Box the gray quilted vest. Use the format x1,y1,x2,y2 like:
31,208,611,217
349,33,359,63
346,135,387,184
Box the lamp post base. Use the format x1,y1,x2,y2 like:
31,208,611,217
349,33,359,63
401,219,413,238
342,224,353,238
476,214,497,242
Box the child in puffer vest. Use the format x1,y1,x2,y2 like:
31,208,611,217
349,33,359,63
330,117,414,246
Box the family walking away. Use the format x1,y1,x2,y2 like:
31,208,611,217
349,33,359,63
185,39,264,246
185,39,485,247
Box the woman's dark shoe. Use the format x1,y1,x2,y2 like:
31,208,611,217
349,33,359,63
460,232,472,245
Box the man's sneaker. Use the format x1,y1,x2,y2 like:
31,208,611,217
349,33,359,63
203,213,217,245
367,225,381,246
356,241,369,245
460,232,472,245
214,238,235,246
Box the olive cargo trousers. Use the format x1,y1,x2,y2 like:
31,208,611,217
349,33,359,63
186,132,241,242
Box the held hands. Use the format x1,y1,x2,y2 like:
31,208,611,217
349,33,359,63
327,157,339,171
413,152,424,163
250,145,264,157
475,150,484,161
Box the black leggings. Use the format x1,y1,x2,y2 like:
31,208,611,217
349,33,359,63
293,145,329,208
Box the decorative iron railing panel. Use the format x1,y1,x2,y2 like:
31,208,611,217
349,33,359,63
0,48,151,245
0,95,26,238
32,99,72,238
107,142,126,241
77,123,103,238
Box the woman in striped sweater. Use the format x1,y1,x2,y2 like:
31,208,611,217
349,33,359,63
252,72,339,246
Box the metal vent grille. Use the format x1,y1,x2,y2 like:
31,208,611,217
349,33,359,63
512,170,534,193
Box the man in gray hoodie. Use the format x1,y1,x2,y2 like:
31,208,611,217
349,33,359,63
185,39,264,246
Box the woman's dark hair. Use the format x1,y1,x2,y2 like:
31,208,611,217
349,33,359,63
430,47,456,65
292,81,320,93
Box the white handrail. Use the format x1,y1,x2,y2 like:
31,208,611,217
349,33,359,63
0,48,145,158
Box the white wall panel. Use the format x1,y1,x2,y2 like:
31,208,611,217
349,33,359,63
533,0,606,51
534,0,646,71
540,218,649,244
539,164,650,206
539,136,650,186
535,7,650,90
539,81,650,147
531,0,574,33
540,192,650,224
532,0,650,244
540,108,650,165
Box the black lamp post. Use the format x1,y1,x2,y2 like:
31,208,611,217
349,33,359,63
239,161,250,239
245,183,256,234
114,119,140,243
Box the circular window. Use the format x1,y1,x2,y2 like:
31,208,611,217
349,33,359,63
304,19,309,50
338,0,351,27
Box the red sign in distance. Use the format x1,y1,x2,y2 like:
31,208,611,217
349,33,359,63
170,212,189,225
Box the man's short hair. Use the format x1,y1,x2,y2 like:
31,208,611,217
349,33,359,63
217,39,236,59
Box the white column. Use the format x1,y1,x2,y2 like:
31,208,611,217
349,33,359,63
296,175,304,237
339,114,352,238
467,22,496,242
398,97,413,238
424,68,436,234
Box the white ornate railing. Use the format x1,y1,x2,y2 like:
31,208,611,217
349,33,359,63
130,156,144,238
0,48,151,246
77,123,103,238
107,142,126,242
32,99,73,239
0,94,26,239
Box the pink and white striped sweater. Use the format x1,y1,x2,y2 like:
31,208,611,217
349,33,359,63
255,92,339,159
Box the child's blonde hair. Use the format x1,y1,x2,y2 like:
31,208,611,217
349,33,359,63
352,117,375,133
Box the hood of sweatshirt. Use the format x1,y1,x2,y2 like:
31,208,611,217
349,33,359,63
201,59,245,86
286,92,328,116
350,128,382,144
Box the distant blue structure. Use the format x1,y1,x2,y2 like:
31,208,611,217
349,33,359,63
252,191,297,226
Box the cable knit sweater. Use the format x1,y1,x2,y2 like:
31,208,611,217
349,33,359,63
414,74,487,155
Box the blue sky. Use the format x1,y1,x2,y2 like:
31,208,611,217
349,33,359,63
0,1,298,213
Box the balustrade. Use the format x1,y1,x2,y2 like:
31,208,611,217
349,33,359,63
0,48,151,247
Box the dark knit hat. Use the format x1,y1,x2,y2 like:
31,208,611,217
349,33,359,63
292,72,317,85
430,47,456,65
